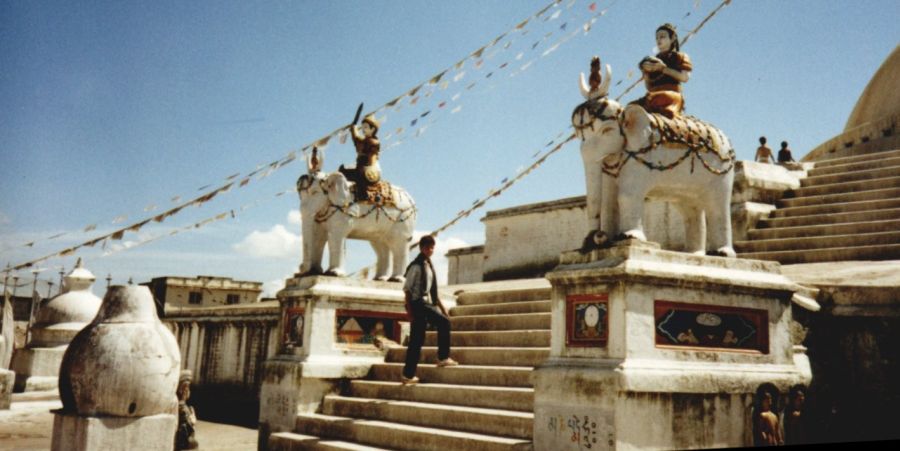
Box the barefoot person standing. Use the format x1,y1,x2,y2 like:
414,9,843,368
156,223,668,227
401,235,457,385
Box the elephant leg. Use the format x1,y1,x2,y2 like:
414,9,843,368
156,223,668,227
370,240,390,281
388,238,410,282
673,202,706,255
324,229,348,277
704,191,736,257
310,228,327,274
617,182,648,242
600,172,619,238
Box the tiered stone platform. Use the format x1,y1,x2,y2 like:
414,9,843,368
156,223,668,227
737,148,900,263
268,280,551,450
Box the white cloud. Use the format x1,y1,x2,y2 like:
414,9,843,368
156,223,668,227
0,211,10,225
233,224,302,258
287,209,302,226
262,275,290,298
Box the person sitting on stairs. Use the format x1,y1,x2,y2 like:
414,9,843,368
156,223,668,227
401,234,457,385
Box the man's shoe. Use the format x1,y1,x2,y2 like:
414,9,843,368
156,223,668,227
436,358,459,367
400,375,419,385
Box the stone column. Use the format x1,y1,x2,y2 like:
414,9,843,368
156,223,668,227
52,285,181,451
533,241,814,450
258,275,406,448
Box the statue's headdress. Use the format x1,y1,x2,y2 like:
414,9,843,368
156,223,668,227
362,114,380,132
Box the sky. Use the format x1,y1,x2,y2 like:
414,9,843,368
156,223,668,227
1,0,898,298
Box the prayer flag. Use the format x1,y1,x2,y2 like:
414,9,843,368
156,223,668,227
111,231,125,241
453,72,466,82
589,2,597,11
83,224,97,233
451,106,462,114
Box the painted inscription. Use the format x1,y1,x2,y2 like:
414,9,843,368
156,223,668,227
566,294,609,347
544,409,615,450
335,309,407,345
654,300,768,353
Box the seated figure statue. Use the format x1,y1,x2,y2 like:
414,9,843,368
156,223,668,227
339,109,383,202
631,23,692,119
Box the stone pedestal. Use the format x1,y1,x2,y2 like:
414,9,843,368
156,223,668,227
51,410,177,451
0,369,13,409
258,275,406,447
533,241,812,450
52,285,180,451
11,347,66,392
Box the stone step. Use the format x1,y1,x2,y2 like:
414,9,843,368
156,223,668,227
735,230,900,253
810,148,900,168
770,198,900,218
450,312,551,331
739,243,900,264
748,219,900,240
786,175,900,198
778,187,900,208
349,380,534,412
800,164,900,187
758,207,900,229
269,432,390,451
455,285,550,306
323,395,534,440
425,329,551,347
451,300,552,316
386,346,549,367
293,413,532,451
370,363,534,388
807,154,900,177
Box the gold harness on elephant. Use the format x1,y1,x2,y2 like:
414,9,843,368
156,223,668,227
312,178,416,224
603,113,735,177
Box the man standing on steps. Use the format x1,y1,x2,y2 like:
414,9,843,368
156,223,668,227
401,235,458,385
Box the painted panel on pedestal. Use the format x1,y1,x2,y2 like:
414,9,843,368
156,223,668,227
566,294,609,347
335,309,406,345
654,300,768,353
282,307,305,348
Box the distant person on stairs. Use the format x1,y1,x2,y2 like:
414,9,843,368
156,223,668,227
755,136,774,164
778,141,802,170
401,235,458,385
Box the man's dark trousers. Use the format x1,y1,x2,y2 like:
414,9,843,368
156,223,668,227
403,300,451,379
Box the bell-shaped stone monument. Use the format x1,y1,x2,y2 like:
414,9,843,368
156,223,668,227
52,285,181,451
12,258,102,392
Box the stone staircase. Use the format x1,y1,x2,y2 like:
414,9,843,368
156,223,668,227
269,285,551,450
737,148,900,264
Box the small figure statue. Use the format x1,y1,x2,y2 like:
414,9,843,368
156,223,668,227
632,23,692,118
755,136,775,164
777,141,795,164
782,384,808,445
339,104,382,201
753,384,784,446
175,370,199,450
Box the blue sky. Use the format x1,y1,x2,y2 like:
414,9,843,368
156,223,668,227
1,0,898,296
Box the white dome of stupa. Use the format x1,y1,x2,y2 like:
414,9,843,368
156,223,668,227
30,258,102,347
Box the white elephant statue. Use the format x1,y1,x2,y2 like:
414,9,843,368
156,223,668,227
296,152,416,281
572,61,736,257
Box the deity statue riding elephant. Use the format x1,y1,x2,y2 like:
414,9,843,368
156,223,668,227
572,60,736,257
296,152,416,281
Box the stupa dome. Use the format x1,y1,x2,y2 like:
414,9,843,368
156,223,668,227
844,44,900,131
31,258,102,347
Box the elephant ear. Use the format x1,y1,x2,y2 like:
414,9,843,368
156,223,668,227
326,172,353,207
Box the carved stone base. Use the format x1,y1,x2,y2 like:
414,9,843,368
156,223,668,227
259,276,407,448
51,411,177,451
534,242,812,450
